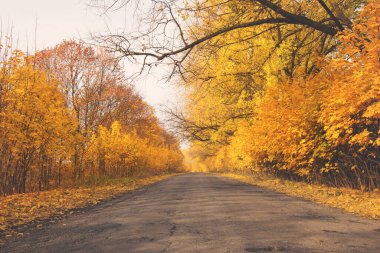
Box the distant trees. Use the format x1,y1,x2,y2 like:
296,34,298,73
0,40,183,195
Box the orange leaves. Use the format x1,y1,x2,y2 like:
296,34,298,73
318,1,380,175
0,174,174,236
0,53,76,194
1,40,183,195
186,1,379,190
223,173,380,219
85,121,183,178
239,1,380,185
215,78,327,177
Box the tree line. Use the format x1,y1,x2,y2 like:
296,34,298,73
0,40,183,195
93,0,379,191
178,0,379,191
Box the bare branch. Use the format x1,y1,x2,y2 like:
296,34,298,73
316,0,344,30
253,0,338,35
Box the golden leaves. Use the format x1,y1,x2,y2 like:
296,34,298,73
1,40,183,195
184,1,379,191
224,173,380,219
0,175,175,236
85,121,183,176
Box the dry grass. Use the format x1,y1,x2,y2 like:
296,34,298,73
221,173,380,219
0,174,176,237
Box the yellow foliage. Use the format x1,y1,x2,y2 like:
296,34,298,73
85,121,183,178
1,42,184,195
0,174,177,236
0,53,76,194
184,1,379,190
222,173,380,219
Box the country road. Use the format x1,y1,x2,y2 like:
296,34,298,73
2,173,380,253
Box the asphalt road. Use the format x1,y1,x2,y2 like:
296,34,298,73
2,173,380,253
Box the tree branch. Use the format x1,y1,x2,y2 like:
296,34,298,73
254,0,338,35
316,0,344,30
110,18,293,61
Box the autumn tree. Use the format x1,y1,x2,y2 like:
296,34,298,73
35,41,123,180
92,0,378,190
92,0,360,71
0,52,76,194
182,1,379,190
1,40,184,195
91,0,364,147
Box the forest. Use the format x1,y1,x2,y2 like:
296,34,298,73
0,40,183,195
0,0,379,195
165,0,378,191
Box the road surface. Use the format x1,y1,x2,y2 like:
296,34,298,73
2,173,380,253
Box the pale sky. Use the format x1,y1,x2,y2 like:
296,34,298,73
0,0,180,121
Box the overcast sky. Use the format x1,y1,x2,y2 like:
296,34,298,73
0,0,180,121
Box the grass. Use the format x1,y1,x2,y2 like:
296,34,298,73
0,173,177,238
221,173,380,219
